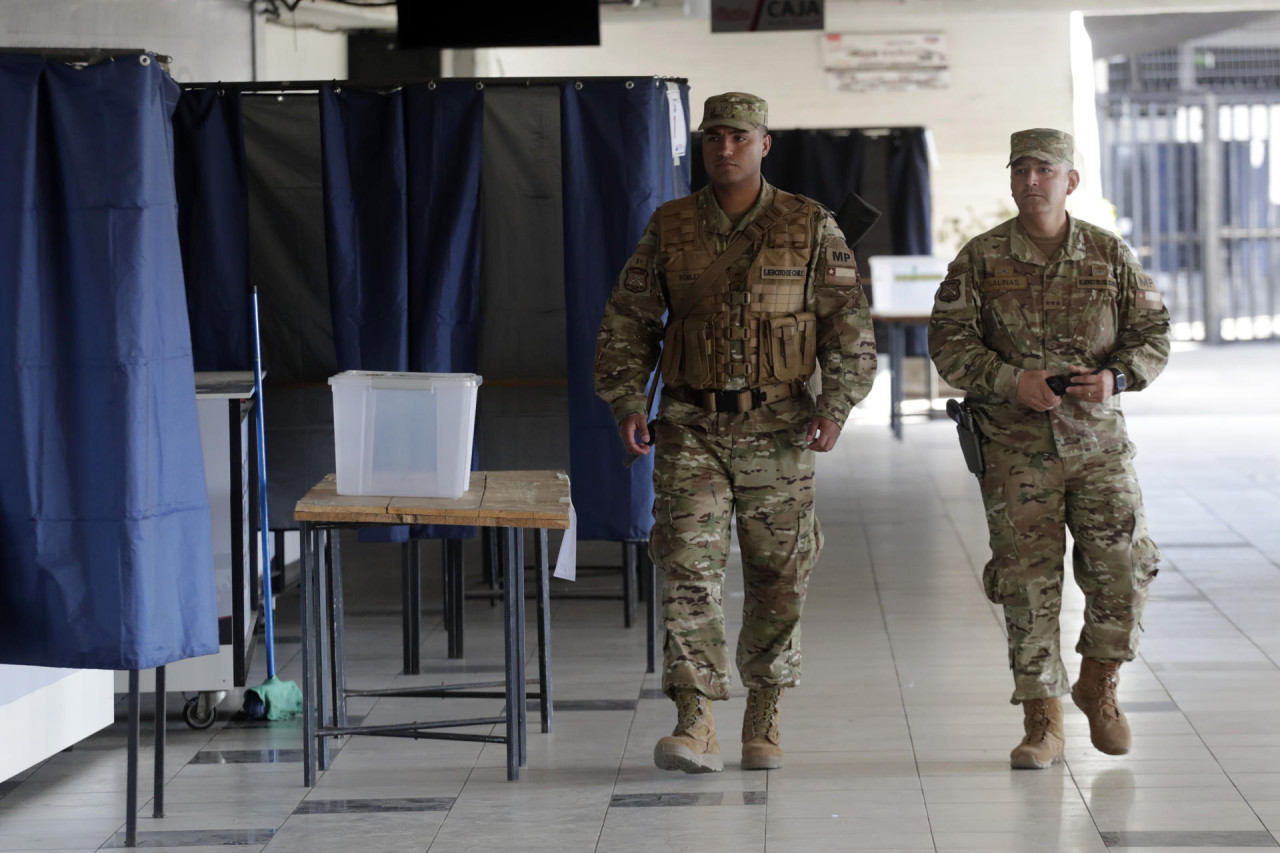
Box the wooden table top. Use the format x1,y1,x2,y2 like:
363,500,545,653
293,471,573,530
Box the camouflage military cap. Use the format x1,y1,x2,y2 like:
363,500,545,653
1006,128,1074,167
698,92,768,132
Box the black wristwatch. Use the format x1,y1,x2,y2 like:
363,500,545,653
1105,365,1127,393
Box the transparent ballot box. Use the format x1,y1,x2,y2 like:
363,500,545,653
329,371,481,498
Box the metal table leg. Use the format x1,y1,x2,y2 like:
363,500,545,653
643,548,657,674
125,670,139,847
500,528,520,781
889,323,905,441
153,665,165,818
444,539,464,659
515,530,528,767
314,529,331,771
534,529,552,733
622,542,635,628
330,531,348,728
300,521,316,787
401,540,421,674
485,527,500,607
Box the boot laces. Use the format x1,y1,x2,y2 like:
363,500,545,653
747,689,780,738
675,693,704,733
1025,703,1053,744
1095,672,1121,723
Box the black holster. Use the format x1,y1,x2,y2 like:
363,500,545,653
946,399,985,478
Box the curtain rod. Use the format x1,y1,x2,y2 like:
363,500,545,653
179,76,688,93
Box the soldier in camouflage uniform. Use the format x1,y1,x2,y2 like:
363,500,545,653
594,93,876,773
929,129,1170,769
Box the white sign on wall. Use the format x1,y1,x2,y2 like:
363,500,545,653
823,32,950,93
712,0,824,33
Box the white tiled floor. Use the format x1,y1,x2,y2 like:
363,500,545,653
2,341,1279,852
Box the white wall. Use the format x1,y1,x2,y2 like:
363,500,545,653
0,0,256,82
480,5,1076,254
259,21,347,82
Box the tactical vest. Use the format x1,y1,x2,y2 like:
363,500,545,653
656,189,819,390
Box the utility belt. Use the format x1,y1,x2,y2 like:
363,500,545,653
664,380,805,414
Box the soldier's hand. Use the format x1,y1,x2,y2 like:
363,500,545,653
620,414,652,456
1065,365,1114,403
807,416,841,452
1016,369,1065,412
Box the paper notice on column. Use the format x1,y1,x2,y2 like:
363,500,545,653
554,504,577,581
665,81,687,160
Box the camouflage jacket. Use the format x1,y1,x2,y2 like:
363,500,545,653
929,214,1171,456
593,180,877,434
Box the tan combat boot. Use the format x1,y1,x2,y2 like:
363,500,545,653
741,687,784,770
1010,697,1066,769
1072,658,1131,755
654,689,723,773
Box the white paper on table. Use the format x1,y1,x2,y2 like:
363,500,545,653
553,504,577,581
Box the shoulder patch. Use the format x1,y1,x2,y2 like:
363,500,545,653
823,264,859,288
827,246,855,266
934,272,966,311
1137,287,1164,310
623,267,648,294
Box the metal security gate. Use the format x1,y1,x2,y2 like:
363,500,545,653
1099,92,1280,342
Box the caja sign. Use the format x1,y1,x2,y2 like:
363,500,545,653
711,0,824,33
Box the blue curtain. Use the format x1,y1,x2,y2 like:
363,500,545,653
760,129,867,212
0,55,218,670
561,80,690,542
320,82,484,540
173,89,250,372
888,129,933,257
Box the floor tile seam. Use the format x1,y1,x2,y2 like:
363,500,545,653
1106,640,1269,834
1192,489,1280,574
581,712,634,852
856,499,940,853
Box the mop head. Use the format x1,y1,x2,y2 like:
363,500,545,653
242,675,303,721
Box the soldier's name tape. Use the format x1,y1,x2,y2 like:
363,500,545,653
1078,278,1117,290
982,276,1027,292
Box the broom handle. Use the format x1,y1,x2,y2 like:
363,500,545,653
251,287,276,679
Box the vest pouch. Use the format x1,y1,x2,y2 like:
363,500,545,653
764,312,816,382
661,317,714,388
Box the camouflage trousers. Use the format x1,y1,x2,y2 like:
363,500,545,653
979,439,1161,704
650,420,822,701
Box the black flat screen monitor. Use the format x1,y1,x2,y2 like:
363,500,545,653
397,1,601,50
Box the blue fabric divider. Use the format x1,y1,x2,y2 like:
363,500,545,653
560,80,690,542
320,82,484,541
888,129,933,255
0,55,218,669
886,129,934,355
173,89,251,371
